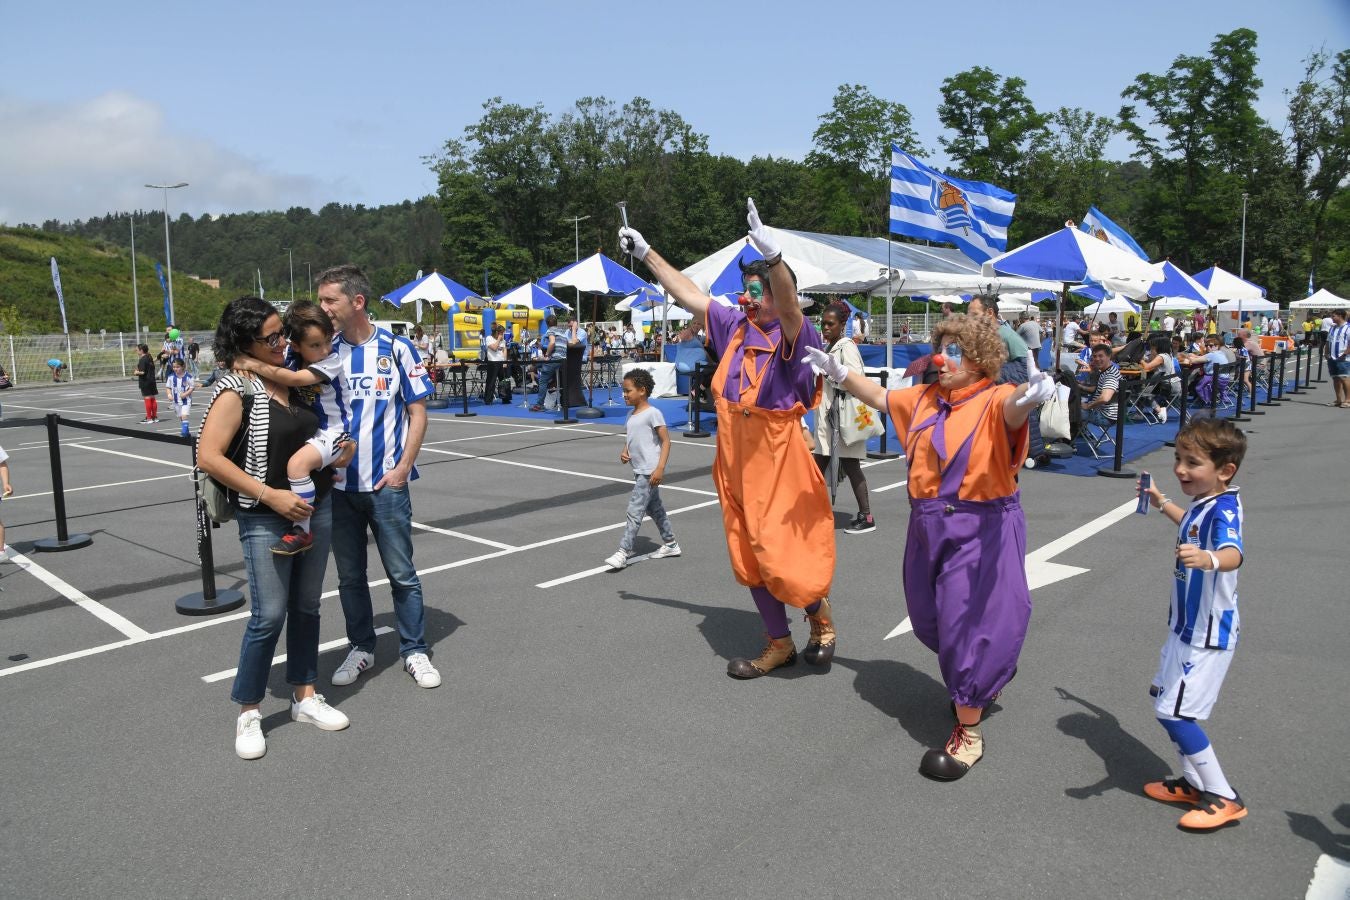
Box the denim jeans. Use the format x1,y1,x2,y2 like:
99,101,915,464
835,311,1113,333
620,474,675,553
331,486,426,657
534,359,561,406
230,495,333,705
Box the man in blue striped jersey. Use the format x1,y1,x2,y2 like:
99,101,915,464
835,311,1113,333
1136,418,1248,831
1326,309,1349,408
315,265,442,690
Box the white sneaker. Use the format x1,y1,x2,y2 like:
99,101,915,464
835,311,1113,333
404,652,441,688
332,648,374,686
649,542,682,559
290,693,350,731
605,550,630,569
235,710,265,760
1156,406,1168,424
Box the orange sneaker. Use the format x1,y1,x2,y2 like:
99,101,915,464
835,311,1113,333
1178,792,1247,831
1143,777,1201,805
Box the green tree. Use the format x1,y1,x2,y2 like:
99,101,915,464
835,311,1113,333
937,67,1050,186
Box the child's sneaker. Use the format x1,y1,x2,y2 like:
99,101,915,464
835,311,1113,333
844,512,876,534
649,542,682,559
270,526,313,556
605,550,630,570
1143,776,1201,805
1178,792,1248,830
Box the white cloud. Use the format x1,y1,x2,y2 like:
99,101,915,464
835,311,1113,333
0,91,335,225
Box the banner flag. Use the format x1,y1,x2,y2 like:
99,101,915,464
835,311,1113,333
50,257,70,334
889,144,1016,264
1079,206,1149,260
1307,270,1315,297
155,262,171,324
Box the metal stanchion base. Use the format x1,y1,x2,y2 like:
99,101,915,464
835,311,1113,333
33,533,92,552
454,410,478,417
573,406,605,419
1096,467,1136,479
683,428,711,438
175,588,246,617
554,414,577,424
866,450,900,460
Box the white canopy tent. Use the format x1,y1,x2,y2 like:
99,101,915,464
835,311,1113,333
1290,288,1350,309
1216,298,1280,313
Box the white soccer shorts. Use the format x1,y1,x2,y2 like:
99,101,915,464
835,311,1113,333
1151,632,1234,721
306,426,350,468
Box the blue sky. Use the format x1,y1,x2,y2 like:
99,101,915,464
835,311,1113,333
1,0,1346,225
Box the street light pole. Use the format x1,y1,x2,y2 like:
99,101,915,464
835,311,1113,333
304,261,312,301
1239,192,1249,279
145,181,188,325
284,247,295,302
130,215,141,338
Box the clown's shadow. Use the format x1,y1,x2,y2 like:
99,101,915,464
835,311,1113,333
831,656,953,750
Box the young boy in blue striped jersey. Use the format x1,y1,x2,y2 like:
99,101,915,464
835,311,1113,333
1136,417,1248,831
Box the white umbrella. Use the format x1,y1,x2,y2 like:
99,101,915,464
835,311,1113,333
1192,266,1266,301
1083,295,1142,315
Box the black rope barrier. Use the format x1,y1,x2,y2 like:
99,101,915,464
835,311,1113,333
1097,379,1136,479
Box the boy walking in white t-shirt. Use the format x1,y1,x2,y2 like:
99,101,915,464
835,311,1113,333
606,368,680,569
1136,417,1249,831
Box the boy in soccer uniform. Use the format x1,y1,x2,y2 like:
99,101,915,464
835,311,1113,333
234,301,352,556
165,359,196,437
1137,417,1249,830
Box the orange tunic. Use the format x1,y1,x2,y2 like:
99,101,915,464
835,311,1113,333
710,320,835,608
887,379,1029,501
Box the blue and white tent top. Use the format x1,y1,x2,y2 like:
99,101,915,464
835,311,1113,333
493,282,569,311
615,285,669,313
382,271,479,309
1082,296,1142,315
982,226,1158,298
542,252,653,297
1191,266,1266,302
1148,261,1213,309
679,230,1060,297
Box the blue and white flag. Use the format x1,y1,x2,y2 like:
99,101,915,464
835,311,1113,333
1307,270,1315,297
155,262,170,324
1079,206,1148,260
50,257,69,334
889,145,1016,264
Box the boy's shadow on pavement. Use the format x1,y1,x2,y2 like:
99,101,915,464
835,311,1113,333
620,592,818,680
1287,804,1350,860
266,605,465,706
1054,686,1170,799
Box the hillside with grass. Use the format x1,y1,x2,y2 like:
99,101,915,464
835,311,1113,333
0,227,230,334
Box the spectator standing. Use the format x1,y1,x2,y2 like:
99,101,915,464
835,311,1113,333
315,265,442,690
165,358,196,438
0,445,12,560
134,344,159,423
1017,313,1041,354
812,301,875,533
1162,312,1176,335
1135,418,1249,830
605,368,680,569
1326,309,1350,407
483,322,508,405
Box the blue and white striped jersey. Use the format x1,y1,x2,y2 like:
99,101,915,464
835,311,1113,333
315,327,434,491
166,371,195,402
1328,321,1350,359
1171,488,1244,649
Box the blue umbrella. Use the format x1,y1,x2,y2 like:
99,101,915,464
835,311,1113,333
708,244,767,297
494,282,569,311
543,252,653,297
981,226,1157,296
382,272,478,311
1148,261,1212,309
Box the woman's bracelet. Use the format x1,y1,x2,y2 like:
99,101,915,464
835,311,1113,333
258,485,268,503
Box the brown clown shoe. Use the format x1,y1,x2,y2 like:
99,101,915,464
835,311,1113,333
727,635,797,679
919,721,984,781
802,597,837,666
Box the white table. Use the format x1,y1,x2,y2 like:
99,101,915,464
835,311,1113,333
621,361,678,398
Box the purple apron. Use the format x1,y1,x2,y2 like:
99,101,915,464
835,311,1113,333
901,387,1031,708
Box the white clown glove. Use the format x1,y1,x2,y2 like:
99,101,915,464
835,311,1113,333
1017,352,1055,407
618,226,650,262
803,346,849,384
746,197,782,262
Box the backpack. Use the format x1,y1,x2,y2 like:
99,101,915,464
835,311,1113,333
195,377,255,523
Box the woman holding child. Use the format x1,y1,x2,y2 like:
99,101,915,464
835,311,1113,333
197,297,355,760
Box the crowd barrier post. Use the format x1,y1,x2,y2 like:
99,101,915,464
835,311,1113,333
1259,355,1281,407
454,363,476,418
178,441,246,616
554,361,576,425
425,364,450,410
866,369,900,460
1287,346,1306,395
1167,361,1199,447
1097,380,1135,479
1313,341,1326,384
1303,340,1317,387
682,364,711,439
32,414,93,552
1274,350,1288,400
1230,358,1248,423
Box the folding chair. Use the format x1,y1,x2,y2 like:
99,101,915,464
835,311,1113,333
1080,409,1116,459
1128,373,1164,424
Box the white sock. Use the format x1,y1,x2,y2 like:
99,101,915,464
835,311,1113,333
289,476,315,535
1177,750,1200,788
1186,744,1236,799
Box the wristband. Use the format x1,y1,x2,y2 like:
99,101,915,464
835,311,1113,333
258,485,268,503
1205,550,1220,572
765,254,783,268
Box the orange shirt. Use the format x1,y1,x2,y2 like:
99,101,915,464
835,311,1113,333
887,379,1029,501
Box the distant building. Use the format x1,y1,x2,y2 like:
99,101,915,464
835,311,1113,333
184,275,220,289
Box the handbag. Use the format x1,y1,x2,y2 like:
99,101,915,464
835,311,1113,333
837,393,885,445
195,378,255,523
1039,386,1071,442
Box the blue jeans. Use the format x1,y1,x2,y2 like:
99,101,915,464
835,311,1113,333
230,496,333,705
331,486,426,657
620,474,675,553
534,359,562,406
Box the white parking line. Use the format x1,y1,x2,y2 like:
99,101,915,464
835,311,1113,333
871,479,909,493
69,443,192,468
536,552,654,588
420,445,718,496
6,473,186,501
200,627,394,683
411,521,518,550
4,551,150,640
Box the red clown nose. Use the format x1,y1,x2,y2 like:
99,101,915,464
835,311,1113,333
931,353,947,369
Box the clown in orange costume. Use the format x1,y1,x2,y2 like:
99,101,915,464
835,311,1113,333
619,199,838,679
805,313,1055,779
